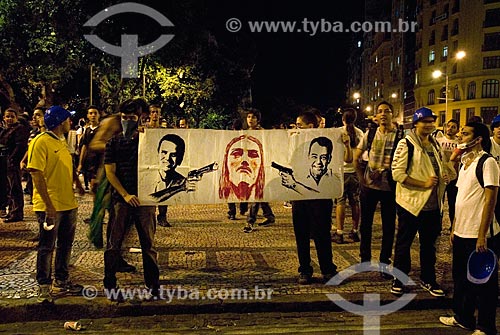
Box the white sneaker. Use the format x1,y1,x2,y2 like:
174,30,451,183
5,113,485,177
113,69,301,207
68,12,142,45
439,316,470,330
471,330,487,335
37,284,53,303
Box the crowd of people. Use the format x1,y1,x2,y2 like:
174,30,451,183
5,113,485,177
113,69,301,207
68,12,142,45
0,99,499,335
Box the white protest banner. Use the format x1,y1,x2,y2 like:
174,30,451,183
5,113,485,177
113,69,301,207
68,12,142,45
138,128,344,205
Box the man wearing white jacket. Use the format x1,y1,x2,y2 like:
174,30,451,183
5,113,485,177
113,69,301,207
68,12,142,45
390,107,447,297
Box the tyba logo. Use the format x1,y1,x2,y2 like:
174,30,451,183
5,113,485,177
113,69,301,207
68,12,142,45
84,2,174,78
325,262,417,335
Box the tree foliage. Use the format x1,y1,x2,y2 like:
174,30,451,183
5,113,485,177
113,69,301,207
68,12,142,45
0,0,255,129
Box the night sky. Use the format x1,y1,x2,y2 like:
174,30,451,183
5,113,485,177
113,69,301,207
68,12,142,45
208,0,365,113
103,0,366,118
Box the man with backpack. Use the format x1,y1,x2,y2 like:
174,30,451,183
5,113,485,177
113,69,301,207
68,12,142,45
439,121,499,335
353,101,404,278
390,107,447,297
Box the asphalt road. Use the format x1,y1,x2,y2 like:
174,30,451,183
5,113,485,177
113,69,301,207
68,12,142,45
0,309,494,334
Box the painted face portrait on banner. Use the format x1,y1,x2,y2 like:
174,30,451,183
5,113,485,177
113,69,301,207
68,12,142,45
219,134,265,201
307,137,333,185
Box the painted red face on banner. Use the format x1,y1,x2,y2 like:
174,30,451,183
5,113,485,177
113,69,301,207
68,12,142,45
228,138,261,188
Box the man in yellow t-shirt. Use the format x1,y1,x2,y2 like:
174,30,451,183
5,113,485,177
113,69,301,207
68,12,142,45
27,106,84,303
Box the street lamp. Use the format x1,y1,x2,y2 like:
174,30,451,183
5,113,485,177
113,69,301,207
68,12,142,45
431,50,466,118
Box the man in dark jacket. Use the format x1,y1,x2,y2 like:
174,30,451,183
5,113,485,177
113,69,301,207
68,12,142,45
0,107,29,222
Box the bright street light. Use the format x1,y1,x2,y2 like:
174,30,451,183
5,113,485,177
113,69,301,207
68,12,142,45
353,92,360,99
456,50,466,60
432,51,466,117
432,70,443,79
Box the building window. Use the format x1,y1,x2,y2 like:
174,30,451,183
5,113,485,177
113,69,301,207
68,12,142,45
439,87,446,103
484,32,500,51
430,10,436,25
439,111,446,126
429,50,435,64
452,109,460,123
452,0,460,13
466,107,475,122
484,8,500,28
453,40,458,51
481,106,499,124
451,19,459,36
482,79,500,98
453,85,461,101
441,25,448,41
429,30,435,45
467,81,476,99
484,0,500,4
442,46,448,60
428,89,435,105
483,56,500,69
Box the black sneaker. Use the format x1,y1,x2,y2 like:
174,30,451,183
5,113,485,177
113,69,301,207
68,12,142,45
331,233,344,244
157,216,171,227
243,223,254,233
379,263,393,280
420,281,445,297
348,230,360,242
391,279,404,296
258,218,275,226
298,273,312,285
117,260,136,273
322,271,339,283
53,279,83,294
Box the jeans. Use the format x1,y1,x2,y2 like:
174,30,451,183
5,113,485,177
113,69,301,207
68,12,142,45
6,167,24,218
247,202,274,223
393,206,442,284
227,202,248,216
104,202,159,290
157,205,168,219
36,209,78,285
359,186,396,264
452,236,499,335
445,179,458,224
292,199,337,275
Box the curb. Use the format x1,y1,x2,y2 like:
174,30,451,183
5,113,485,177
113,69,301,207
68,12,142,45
0,293,454,324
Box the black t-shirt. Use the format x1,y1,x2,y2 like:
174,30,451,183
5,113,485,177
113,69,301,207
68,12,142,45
104,132,139,202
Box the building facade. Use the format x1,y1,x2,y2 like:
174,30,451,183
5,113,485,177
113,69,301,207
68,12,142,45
347,0,500,128
415,0,500,127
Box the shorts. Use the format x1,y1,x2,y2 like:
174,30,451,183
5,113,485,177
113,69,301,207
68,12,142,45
335,172,360,206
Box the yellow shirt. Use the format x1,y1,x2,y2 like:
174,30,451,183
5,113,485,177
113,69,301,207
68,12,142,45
27,132,78,212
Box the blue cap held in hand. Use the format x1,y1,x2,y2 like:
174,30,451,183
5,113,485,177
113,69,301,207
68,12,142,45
467,248,498,284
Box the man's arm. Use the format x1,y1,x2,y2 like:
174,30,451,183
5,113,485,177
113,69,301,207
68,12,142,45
105,163,140,207
89,117,120,153
477,186,498,252
342,133,353,163
77,144,87,173
29,169,56,220
353,148,365,185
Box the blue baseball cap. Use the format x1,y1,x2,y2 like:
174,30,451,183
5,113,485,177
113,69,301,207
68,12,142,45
491,114,500,130
467,249,498,284
44,106,71,130
413,107,437,124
